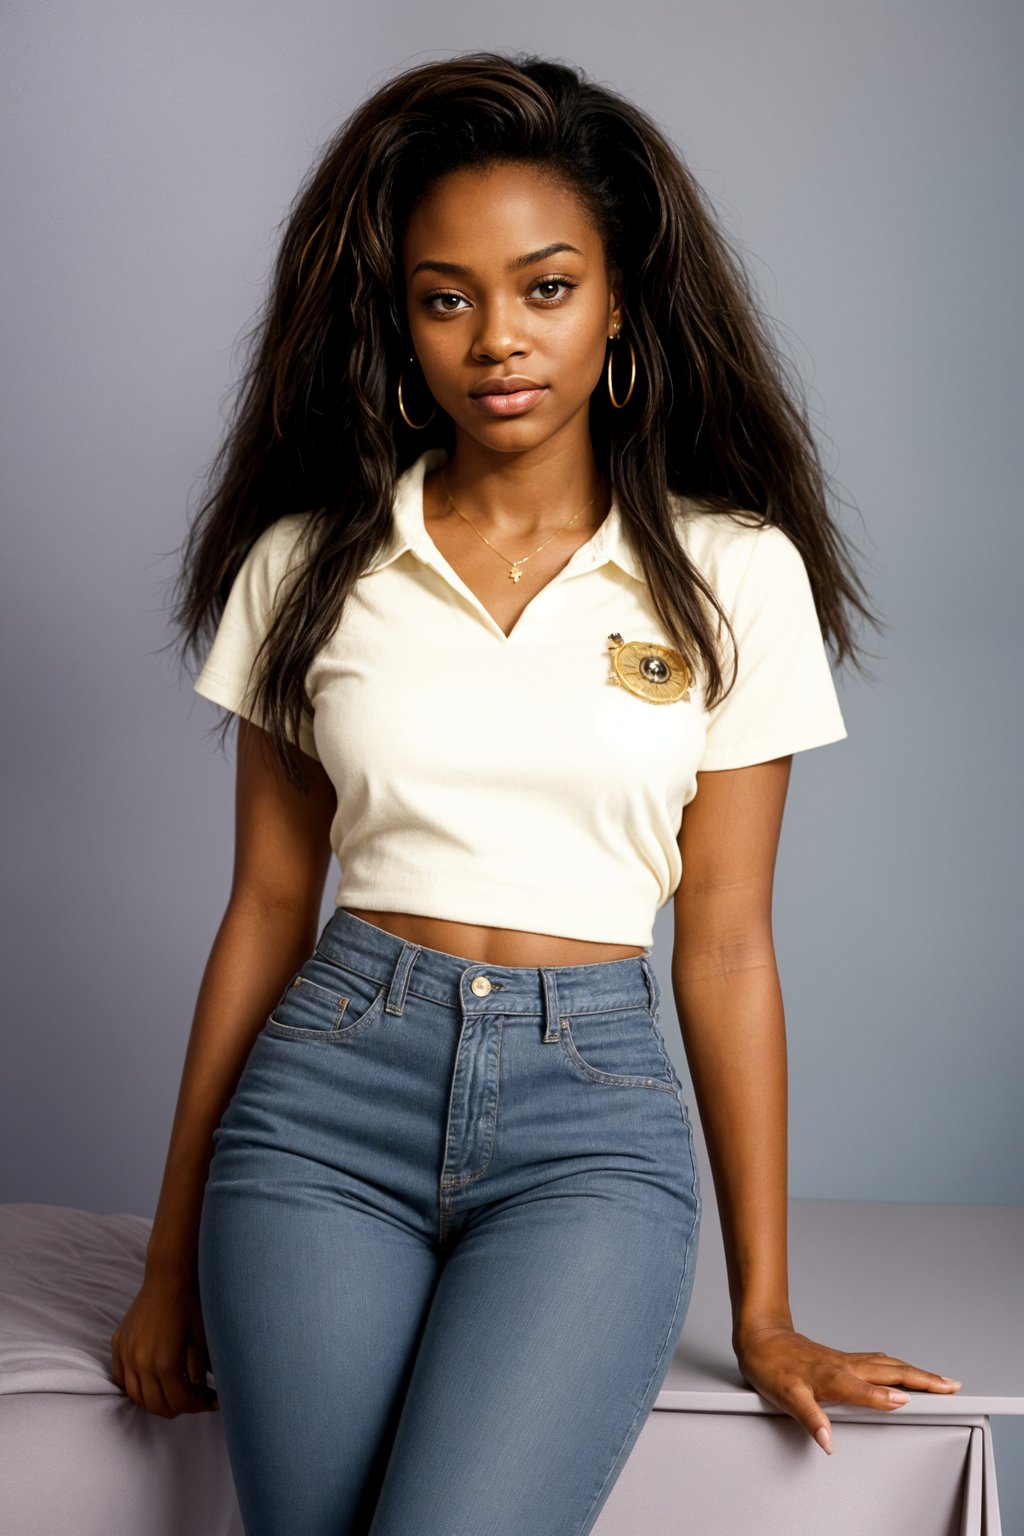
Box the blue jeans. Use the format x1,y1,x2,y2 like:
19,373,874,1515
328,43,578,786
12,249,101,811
198,906,702,1536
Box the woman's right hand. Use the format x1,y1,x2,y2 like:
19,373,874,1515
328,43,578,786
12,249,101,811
109,1269,220,1418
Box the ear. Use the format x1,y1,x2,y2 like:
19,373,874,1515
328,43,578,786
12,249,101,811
607,269,625,335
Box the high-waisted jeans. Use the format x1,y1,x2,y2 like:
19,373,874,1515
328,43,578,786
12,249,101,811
197,906,702,1536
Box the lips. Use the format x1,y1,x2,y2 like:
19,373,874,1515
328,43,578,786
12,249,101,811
468,376,548,417
470,376,545,397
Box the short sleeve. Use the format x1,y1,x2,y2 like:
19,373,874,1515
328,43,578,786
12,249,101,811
697,523,848,771
192,516,319,761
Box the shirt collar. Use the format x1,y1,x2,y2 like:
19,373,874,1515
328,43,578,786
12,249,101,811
363,447,645,581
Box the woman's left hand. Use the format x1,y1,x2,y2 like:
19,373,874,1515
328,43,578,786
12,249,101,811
733,1325,962,1455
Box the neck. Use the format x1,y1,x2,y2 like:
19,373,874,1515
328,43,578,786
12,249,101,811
432,433,610,537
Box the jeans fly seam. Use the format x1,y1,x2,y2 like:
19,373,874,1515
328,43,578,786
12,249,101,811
439,1019,504,1193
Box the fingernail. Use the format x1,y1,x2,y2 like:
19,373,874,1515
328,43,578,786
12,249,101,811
889,1391,909,1404
815,1427,833,1454
941,1377,962,1388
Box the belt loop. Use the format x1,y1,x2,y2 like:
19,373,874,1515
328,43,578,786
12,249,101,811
540,967,561,1043
385,941,421,1016
639,954,660,1015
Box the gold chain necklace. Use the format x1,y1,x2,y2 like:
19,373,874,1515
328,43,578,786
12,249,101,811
440,472,599,584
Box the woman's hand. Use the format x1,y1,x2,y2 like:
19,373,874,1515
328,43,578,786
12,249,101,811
733,1324,962,1454
109,1269,220,1419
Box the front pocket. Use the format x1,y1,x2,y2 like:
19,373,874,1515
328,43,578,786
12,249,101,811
264,953,387,1043
558,1005,678,1092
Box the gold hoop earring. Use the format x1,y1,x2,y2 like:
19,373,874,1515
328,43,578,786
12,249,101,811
606,334,636,410
397,355,436,430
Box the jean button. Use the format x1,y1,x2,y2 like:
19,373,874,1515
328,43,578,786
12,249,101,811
470,975,492,997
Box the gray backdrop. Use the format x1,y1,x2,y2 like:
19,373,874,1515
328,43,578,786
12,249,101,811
3,0,1021,1523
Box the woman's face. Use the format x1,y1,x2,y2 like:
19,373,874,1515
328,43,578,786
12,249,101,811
402,160,622,455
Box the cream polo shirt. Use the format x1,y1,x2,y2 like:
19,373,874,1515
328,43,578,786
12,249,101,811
192,447,847,945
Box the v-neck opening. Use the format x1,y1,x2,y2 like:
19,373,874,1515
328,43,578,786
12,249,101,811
415,459,615,643
420,533,607,642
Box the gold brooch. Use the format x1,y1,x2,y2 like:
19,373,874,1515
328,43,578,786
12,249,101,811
606,632,693,703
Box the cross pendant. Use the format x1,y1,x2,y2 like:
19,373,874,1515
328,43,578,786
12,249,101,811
509,566,523,583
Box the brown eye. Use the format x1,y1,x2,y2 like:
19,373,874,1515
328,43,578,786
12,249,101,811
529,277,578,304
423,290,469,315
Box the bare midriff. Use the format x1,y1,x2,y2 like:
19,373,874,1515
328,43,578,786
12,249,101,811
343,909,646,968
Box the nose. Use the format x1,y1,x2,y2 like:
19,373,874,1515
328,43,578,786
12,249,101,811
469,299,529,364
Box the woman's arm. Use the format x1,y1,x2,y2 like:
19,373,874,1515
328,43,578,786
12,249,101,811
673,757,793,1342
672,757,960,1454
144,721,337,1277
111,721,336,1417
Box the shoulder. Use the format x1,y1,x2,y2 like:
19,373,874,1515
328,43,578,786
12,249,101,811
253,510,315,566
237,511,316,593
668,492,807,602
215,513,318,631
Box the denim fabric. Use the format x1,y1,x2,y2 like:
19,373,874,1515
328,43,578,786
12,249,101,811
198,905,702,1536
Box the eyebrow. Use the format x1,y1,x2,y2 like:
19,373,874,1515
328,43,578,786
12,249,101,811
408,242,585,280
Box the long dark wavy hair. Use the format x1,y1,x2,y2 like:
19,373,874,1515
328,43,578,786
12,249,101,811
169,51,881,791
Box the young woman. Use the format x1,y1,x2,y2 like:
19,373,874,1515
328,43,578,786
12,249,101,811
111,51,961,1535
